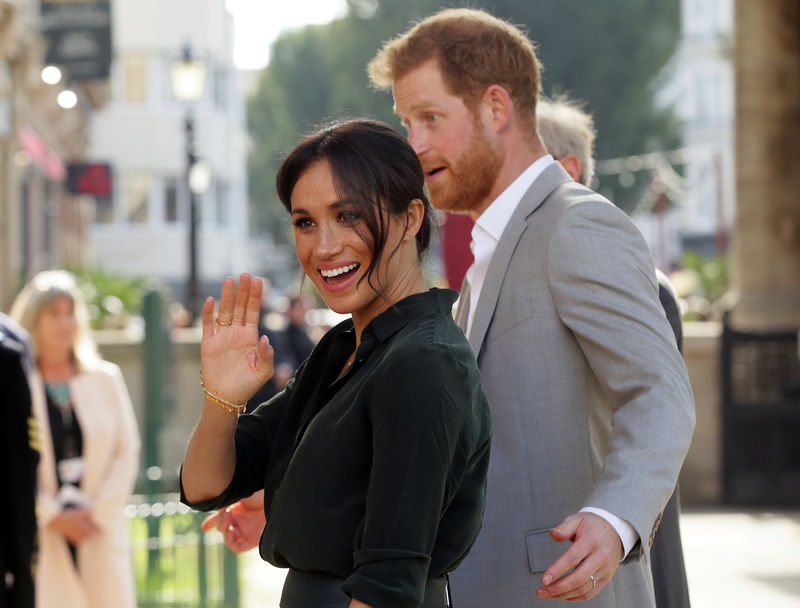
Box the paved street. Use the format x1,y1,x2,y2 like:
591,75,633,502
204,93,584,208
240,509,800,607
680,509,800,607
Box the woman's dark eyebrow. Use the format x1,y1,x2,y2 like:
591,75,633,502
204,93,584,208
291,201,345,215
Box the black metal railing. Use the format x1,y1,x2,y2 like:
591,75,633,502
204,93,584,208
127,492,239,608
721,321,800,506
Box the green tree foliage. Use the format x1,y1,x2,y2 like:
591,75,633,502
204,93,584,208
504,0,683,208
681,251,730,302
248,0,681,243
68,267,146,329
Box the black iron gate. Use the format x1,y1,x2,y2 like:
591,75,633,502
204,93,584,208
721,320,800,506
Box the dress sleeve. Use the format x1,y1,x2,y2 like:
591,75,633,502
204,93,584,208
340,344,472,608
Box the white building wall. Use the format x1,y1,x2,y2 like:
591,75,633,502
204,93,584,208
87,0,258,297
650,0,734,260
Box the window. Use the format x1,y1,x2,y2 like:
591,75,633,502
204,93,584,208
694,75,711,122
164,177,178,222
122,173,150,223
123,54,148,102
94,195,114,223
215,182,228,227
213,65,228,111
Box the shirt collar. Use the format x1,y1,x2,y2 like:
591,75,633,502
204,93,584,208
475,154,556,241
365,288,458,343
320,289,457,389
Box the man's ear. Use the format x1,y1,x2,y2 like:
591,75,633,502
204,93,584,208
557,154,583,183
483,85,513,132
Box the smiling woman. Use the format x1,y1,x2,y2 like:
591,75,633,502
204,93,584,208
276,120,433,335
180,119,492,608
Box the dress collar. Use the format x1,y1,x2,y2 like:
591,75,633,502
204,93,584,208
365,288,458,343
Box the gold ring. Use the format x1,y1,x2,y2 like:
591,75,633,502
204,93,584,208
216,318,232,327
589,575,596,588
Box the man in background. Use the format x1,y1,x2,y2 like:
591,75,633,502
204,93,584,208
271,295,315,390
537,96,691,608
0,313,38,608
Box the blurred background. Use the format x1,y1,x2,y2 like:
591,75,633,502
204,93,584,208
1,0,798,606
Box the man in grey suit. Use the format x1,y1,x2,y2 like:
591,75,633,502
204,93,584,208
369,8,695,607
537,96,691,608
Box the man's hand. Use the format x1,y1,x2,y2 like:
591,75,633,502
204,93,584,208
536,512,623,601
201,490,265,553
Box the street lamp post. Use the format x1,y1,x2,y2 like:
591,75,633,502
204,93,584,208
186,114,199,322
169,44,207,323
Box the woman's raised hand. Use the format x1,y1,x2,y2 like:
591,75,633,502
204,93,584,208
200,273,274,406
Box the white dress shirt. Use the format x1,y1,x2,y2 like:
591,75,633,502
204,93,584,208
464,154,638,558
465,155,554,336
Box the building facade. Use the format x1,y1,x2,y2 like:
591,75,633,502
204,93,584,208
87,0,258,309
650,0,735,263
1,0,94,309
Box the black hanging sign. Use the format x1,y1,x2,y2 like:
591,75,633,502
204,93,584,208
66,162,113,196
40,0,112,80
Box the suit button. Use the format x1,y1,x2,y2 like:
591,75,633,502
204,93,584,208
648,512,663,547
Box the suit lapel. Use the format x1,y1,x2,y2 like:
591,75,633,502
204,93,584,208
467,163,573,355
454,278,470,331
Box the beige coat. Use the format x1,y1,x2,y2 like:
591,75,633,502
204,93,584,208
31,360,140,608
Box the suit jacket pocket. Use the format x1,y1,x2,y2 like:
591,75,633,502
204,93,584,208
525,527,567,574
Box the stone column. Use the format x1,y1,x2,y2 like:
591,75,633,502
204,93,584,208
731,0,800,331
0,134,20,310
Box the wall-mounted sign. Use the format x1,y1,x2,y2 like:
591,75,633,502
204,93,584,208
66,162,113,196
40,0,112,80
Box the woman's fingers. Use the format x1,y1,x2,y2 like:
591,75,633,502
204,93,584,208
201,297,216,336
231,273,251,323
212,273,263,331
257,334,274,371
217,276,236,323
201,511,221,532
245,277,262,328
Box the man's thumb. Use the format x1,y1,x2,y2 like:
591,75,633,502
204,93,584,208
549,516,578,542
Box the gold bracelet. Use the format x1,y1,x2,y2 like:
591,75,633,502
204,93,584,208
200,372,247,415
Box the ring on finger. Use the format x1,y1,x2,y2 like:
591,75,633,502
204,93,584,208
216,318,232,327
232,317,243,324
589,575,596,588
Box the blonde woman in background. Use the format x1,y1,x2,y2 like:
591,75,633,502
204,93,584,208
11,270,140,608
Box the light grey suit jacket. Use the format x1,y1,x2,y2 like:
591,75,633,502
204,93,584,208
449,163,695,608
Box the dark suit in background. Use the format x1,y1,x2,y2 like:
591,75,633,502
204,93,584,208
651,271,691,608
538,95,692,608
0,327,38,608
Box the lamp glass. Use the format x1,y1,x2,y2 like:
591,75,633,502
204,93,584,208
189,160,212,194
170,60,206,102
42,66,63,85
57,90,78,109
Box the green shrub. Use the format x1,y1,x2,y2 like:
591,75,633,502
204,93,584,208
68,267,147,329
